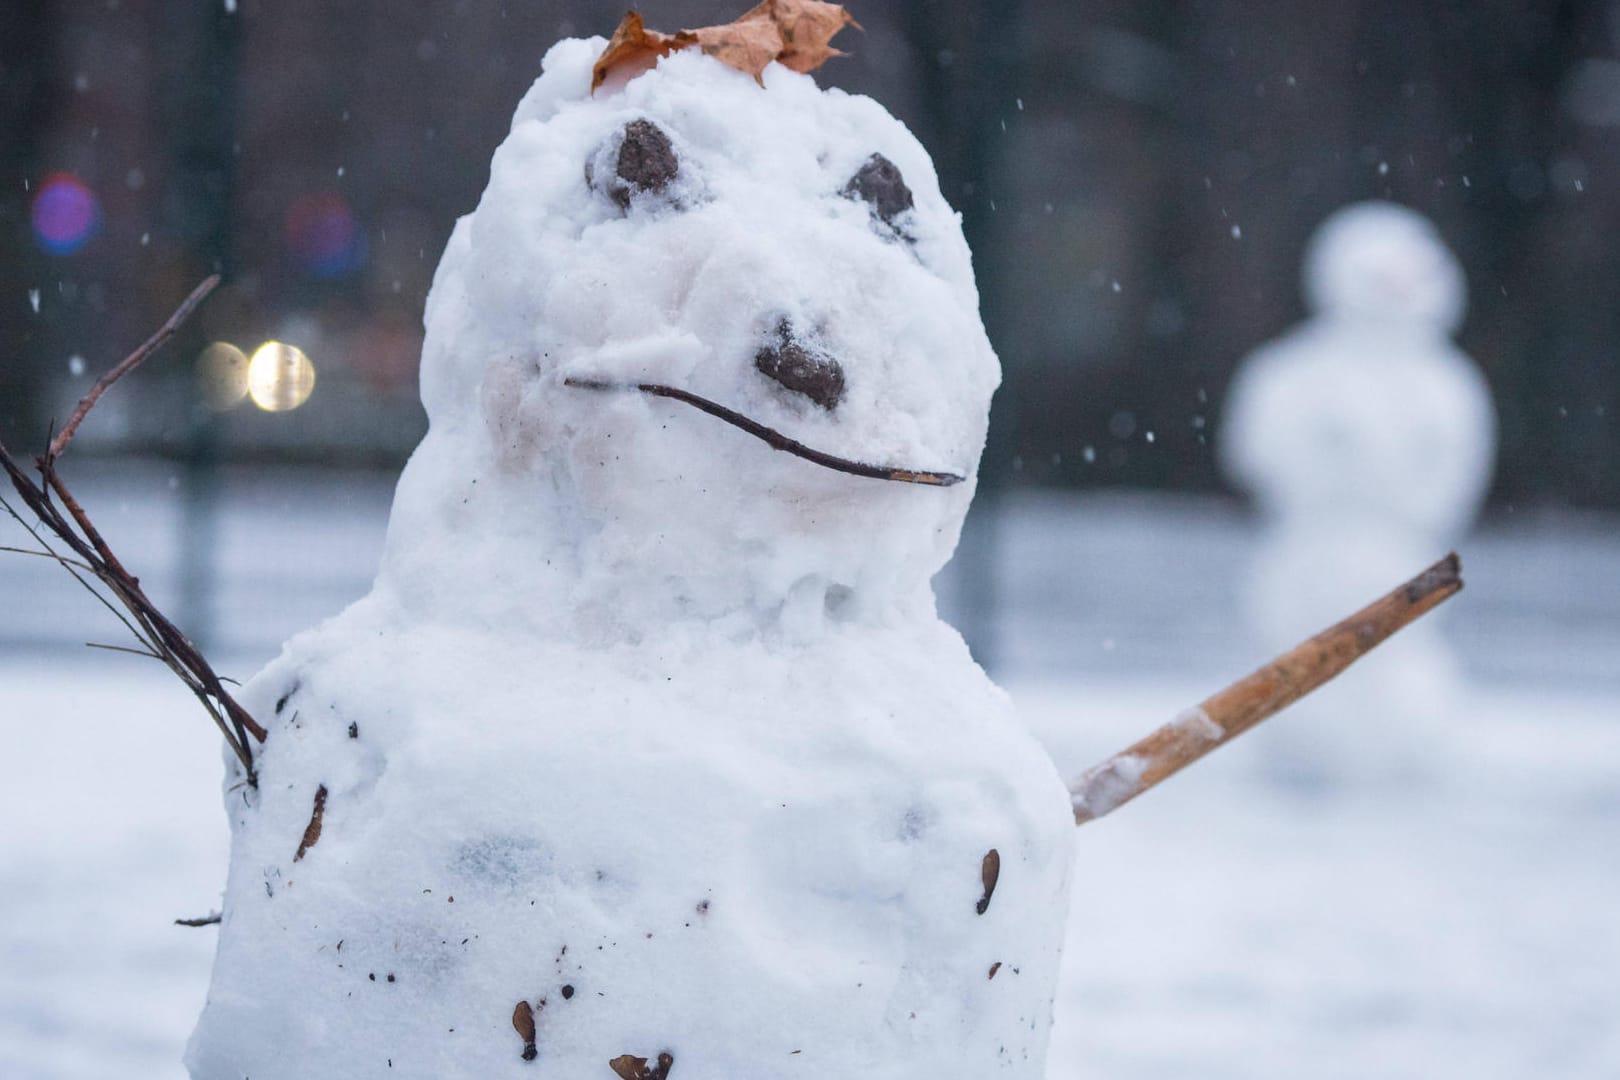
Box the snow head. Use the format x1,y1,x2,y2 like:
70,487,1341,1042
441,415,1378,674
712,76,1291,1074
1303,200,1466,335
382,38,999,638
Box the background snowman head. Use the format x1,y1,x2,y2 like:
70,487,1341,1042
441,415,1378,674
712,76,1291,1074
1302,200,1466,336
382,38,1001,636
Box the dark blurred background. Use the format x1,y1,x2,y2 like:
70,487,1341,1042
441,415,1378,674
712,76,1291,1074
3,0,1618,505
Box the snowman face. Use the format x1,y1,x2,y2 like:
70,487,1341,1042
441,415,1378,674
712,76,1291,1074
1302,201,1466,334
410,41,1000,617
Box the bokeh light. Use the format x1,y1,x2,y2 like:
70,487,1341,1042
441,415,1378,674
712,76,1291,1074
247,341,316,412
31,173,102,256
284,192,364,279
196,342,251,411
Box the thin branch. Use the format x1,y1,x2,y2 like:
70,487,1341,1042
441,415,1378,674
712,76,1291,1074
42,467,138,584
1070,552,1464,824
85,642,164,660
5,474,168,660
564,377,966,487
48,275,220,462
0,544,96,573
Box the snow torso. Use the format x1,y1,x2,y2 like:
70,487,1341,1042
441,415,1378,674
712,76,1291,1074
188,37,1074,1079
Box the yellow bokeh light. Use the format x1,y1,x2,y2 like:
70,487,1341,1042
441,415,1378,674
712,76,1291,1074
248,341,316,412
196,341,250,410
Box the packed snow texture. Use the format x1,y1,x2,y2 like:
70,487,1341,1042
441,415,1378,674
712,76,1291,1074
186,38,1074,1079
1218,202,1497,784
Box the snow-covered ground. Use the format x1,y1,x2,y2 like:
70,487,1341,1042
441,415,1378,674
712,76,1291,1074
2,465,1617,1077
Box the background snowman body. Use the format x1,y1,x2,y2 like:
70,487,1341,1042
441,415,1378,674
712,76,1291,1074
187,36,1074,1079
1220,202,1496,783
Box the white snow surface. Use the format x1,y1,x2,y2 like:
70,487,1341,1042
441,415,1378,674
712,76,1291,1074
5,657,1620,1080
1218,202,1497,784
186,39,1073,1078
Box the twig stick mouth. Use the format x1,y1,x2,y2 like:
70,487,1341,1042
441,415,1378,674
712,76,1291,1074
563,377,966,487
1070,552,1464,824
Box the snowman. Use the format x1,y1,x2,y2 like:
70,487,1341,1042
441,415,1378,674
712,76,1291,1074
1218,201,1496,784
186,16,1075,1079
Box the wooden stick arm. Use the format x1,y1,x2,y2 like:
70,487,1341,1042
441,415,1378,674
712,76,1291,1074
1070,552,1464,824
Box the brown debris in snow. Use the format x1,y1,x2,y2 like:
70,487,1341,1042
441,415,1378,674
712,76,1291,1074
292,785,328,862
609,1050,675,1079
976,848,1000,915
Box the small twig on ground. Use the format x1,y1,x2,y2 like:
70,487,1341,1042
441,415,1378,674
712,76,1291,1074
0,275,267,783
175,912,223,928
1070,552,1464,824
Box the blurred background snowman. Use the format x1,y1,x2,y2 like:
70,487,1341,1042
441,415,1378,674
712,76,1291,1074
1219,201,1497,787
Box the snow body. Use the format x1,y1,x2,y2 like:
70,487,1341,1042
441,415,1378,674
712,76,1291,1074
187,38,1073,1079
1219,202,1496,779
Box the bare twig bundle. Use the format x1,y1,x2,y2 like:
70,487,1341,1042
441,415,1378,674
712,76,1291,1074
1070,552,1464,823
0,275,267,782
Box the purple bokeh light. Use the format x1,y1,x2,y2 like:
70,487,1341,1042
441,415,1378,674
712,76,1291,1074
31,173,102,256
285,191,364,279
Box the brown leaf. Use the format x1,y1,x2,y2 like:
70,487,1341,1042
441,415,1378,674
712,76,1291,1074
512,1000,538,1062
293,785,328,862
770,0,861,74
609,1050,675,1079
976,847,1000,915
678,5,784,87
592,11,682,94
592,1,857,91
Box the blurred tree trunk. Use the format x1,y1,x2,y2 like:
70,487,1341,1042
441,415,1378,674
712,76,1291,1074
151,0,243,648
903,0,1024,670
1445,0,1618,506
0,0,57,446
1171,0,1363,488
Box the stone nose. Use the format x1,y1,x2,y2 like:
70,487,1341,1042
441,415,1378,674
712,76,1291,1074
754,320,846,410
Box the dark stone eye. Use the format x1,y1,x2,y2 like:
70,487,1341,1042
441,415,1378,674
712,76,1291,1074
843,153,913,227
587,119,678,209
755,320,846,410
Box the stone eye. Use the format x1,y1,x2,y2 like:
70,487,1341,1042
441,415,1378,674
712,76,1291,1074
755,320,846,410
587,118,678,209
843,153,913,228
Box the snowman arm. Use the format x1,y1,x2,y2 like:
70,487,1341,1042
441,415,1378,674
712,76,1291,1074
564,377,966,486
0,276,268,784
1069,552,1463,823
49,275,221,460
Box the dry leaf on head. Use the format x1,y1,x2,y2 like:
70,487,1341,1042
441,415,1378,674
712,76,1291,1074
679,4,785,86
770,0,861,73
592,11,682,93
592,2,858,92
